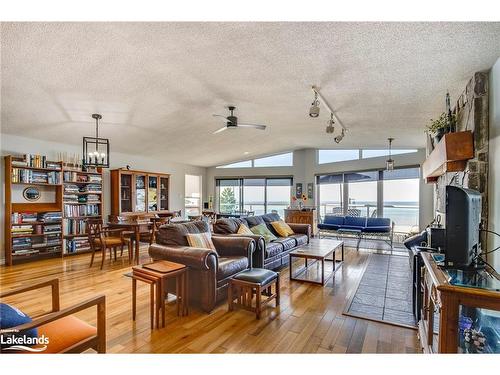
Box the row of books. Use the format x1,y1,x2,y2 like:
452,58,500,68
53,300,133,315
13,246,61,256
44,224,61,234
63,218,87,235
63,171,102,183
64,184,102,194
66,238,90,253
12,168,61,184
12,154,61,170
12,225,33,234
63,204,100,217
11,212,61,224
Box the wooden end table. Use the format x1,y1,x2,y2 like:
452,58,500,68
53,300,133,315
289,239,344,286
132,260,189,329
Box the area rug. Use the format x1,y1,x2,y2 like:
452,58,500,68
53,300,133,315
343,253,416,328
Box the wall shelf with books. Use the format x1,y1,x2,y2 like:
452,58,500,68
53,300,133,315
4,155,64,265
62,165,103,256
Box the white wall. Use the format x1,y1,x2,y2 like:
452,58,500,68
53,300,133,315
206,148,434,229
0,133,206,262
488,57,500,271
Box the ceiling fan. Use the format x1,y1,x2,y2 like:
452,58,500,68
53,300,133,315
212,106,267,134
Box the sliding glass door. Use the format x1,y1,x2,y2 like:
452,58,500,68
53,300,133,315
317,167,420,233
216,177,292,217
382,168,420,233
217,179,242,214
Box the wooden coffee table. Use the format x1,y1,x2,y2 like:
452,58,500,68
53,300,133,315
289,239,344,286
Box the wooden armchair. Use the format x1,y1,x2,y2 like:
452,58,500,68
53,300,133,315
0,279,105,353
87,218,132,269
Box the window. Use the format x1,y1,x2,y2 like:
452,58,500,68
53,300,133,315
216,152,293,168
185,175,202,216
362,149,418,159
216,177,292,217
216,160,252,169
317,167,420,234
318,149,359,164
382,168,420,233
253,152,293,167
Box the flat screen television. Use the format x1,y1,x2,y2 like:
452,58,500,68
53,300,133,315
445,185,481,268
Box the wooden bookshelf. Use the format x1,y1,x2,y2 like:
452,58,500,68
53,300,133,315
62,165,103,256
4,155,64,266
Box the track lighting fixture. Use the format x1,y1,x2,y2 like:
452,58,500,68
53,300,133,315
326,113,335,134
386,137,395,171
334,128,345,144
309,91,320,118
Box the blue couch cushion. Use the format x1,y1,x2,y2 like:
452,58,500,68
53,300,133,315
366,217,391,227
362,226,391,233
317,223,341,230
344,216,367,229
324,215,344,225
0,303,38,349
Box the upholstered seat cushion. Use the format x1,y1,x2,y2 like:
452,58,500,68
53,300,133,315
265,241,284,258
35,315,97,354
92,237,124,246
317,223,341,230
289,234,308,246
272,237,296,251
217,256,249,280
232,268,278,286
362,226,391,233
0,303,37,348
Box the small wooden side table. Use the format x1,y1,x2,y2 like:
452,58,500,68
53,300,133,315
132,260,189,329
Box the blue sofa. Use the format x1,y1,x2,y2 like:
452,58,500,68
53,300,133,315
318,215,394,249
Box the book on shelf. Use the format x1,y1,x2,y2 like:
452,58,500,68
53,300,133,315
43,224,62,234
64,204,100,217
11,154,61,169
11,225,34,234
66,238,90,253
12,168,61,184
64,218,87,235
12,237,32,249
63,171,102,183
39,212,63,222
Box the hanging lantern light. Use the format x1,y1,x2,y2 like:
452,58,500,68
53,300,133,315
386,137,395,171
83,114,110,168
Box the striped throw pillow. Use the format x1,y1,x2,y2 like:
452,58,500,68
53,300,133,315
237,224,253,235
186,232,216,250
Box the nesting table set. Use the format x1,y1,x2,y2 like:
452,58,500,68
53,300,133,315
132,260,189,329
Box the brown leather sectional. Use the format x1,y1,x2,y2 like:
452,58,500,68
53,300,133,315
149,221,255,312
213,213,311,270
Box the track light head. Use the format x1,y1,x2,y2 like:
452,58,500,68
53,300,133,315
326,115,335,134
309,92,320,118
334,128,345,143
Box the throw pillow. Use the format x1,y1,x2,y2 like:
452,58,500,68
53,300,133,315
271,220,294,237
250,223,277,243
237,224,253,235
0,302,38,349
186,232,216,250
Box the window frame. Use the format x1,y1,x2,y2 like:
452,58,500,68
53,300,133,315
215,152,294,169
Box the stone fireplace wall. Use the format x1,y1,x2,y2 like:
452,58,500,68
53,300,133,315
435,71,489,247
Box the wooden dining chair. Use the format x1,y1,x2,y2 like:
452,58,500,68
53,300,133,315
87,218,132,269
146,216,170,245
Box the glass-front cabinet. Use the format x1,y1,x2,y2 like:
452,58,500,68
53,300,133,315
135,174,146,212
148,175,158,212
110,169,170,217
419,253,500,353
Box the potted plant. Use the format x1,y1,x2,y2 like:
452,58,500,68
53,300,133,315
426,112,456,144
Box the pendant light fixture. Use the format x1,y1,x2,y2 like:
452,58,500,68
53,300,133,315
83,113,110,168
386,137,395,171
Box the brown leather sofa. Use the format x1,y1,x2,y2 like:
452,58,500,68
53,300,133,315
213,213,311,270
148,221,255,313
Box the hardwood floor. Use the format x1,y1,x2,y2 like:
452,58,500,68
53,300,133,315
0,246,420,353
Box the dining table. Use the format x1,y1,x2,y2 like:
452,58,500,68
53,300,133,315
107,220,152,264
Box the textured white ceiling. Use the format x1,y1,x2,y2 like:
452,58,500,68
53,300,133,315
1,22,499,167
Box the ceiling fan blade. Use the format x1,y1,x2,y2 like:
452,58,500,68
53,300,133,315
212,114,230,121
213,126,228,134
238,123,267,130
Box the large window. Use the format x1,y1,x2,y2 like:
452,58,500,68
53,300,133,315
216,152,293,168
185,175,202,216
216,177,292,217
318,149,359,164
318,148,418,165
317,167,420,233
